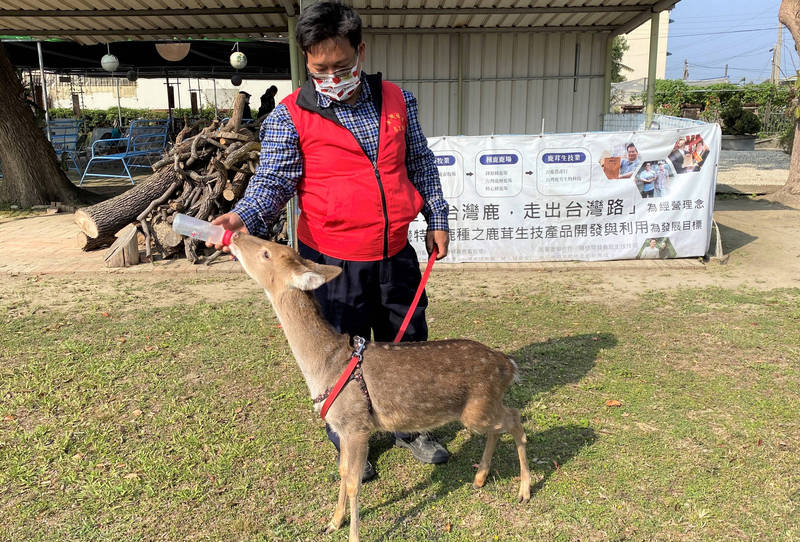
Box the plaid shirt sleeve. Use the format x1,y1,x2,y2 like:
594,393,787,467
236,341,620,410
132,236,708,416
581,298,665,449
232,103,302,238
402,89,449,232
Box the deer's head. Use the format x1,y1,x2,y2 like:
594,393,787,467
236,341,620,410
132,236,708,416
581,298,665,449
229,233,341,294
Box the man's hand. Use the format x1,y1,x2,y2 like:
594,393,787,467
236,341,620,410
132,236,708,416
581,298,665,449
426,230,449,260
206,212,249,253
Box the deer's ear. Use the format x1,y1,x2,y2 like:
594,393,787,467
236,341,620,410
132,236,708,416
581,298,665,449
291,271,327,290
303,261,343,283
290,261,342,290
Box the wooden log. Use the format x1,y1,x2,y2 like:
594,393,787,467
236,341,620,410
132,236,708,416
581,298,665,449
224,141,260,169
222,171,249,202
175,115,191,144
76,231,114,251
229,91,247,132
73,168,180,246
152,217,183,258
104,224,139,268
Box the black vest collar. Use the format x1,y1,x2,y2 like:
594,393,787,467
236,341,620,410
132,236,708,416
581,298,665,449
295,72,384,126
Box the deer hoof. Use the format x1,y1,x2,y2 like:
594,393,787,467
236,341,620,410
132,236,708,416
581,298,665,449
322,522,339,534
517,489,531,503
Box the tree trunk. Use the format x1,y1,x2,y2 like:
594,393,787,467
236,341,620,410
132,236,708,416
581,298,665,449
776,0,800,206
0,43,96,207
74,167,180,245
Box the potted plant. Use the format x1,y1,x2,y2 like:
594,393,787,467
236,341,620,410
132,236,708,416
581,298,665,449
720,98,761,150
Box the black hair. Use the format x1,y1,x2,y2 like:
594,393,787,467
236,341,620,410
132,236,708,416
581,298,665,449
296,1,362,53
626,143,637,151
268,85,278,93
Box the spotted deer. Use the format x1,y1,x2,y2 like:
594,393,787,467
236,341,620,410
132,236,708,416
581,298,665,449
228,232,531,542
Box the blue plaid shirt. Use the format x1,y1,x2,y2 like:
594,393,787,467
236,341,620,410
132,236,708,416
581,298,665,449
233,78,449,239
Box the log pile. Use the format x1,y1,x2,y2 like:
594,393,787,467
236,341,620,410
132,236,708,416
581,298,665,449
74,96,286,264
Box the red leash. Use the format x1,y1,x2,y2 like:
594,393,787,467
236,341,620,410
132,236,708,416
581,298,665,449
320,247,438,420
393,246,438,343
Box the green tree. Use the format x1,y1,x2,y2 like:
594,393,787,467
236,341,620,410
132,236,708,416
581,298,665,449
611,36,631,83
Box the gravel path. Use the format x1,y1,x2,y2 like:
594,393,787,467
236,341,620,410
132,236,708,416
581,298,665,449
716,150,788,187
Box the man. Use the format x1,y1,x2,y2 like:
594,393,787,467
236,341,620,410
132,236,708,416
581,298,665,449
618,143,640,179
654,161,669,198
640,238,662,259
668,137,687,174
637,162,656,198
257,85,278,118
239,91,253,120
208,1,450,481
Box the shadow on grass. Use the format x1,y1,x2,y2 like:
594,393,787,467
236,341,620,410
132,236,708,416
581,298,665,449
360,333,611,539
509,332,617,403
365,425,595,541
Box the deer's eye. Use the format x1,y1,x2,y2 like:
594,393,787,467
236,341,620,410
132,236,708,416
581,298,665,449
262,250,270,260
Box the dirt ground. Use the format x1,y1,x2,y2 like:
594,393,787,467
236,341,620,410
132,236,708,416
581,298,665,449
1,196,798,313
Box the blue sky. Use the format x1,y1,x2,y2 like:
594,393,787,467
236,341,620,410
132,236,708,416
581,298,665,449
660,0,798,82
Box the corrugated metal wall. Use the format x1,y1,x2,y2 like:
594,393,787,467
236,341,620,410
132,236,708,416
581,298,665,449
364,31,608,137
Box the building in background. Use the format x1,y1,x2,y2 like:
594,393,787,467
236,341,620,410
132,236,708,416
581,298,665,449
621,11,671,82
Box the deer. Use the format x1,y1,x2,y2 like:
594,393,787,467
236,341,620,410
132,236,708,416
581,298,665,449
228,232,531,542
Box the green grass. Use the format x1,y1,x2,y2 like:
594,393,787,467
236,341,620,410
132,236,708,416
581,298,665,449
1,276,798,541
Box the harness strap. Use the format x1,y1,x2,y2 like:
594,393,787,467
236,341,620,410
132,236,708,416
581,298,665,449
319,336,366,420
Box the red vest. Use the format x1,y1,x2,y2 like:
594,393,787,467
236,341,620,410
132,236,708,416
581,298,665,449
283,77,423,261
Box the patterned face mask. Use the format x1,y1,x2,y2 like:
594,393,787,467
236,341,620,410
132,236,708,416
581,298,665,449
310,55,361,101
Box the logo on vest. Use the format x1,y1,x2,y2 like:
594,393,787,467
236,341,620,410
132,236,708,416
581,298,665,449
387,112,407,133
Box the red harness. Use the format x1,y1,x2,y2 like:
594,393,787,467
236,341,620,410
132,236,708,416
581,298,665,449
317,247,438,420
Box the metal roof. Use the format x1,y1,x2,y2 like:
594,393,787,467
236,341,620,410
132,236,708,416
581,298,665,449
0,1,680,46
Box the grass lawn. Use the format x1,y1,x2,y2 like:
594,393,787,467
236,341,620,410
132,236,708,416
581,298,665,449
1,273,798,541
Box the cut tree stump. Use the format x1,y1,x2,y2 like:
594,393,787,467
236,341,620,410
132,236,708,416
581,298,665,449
104,224,140,268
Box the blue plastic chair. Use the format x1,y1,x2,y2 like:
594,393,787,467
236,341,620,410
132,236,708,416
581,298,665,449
80,119,169,185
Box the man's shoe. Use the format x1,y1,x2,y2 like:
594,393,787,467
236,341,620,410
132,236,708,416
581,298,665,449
336,454,376,483
395,433,449,464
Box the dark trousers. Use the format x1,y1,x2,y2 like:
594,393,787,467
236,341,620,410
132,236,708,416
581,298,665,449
298,241,428,450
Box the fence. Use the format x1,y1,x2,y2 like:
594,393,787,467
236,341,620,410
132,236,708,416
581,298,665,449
757,107,792,136
601,114,710,132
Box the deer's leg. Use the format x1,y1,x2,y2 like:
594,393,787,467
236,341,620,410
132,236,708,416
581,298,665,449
473,431,499,489
324,477,348,534
324,456,350,534
503,407,531,503
342,433,369,542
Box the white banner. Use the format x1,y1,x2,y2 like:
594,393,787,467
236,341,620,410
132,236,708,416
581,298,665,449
410,124,720,263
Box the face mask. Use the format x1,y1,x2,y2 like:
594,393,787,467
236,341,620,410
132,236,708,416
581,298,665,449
310,55,361,101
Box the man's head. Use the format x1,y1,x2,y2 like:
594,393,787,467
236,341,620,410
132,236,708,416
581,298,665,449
626,143,638,162
239,91,251,102
268,85,278,96
676,137,686,149
658,161,665,171
644,162,651,170
297,2,366,102
297,2,362,55
649,239,657,248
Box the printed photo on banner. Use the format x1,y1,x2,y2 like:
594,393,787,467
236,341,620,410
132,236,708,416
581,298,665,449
635,160,676,199
599,142,640,180
668,135,710,174
637,237,677,260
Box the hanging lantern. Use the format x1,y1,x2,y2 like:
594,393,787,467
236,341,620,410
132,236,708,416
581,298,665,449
101,54,119,72
126,69,138,82
231,73,243,86
155,42,191,62
230,51,247,70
